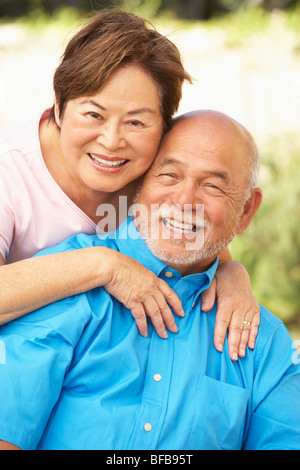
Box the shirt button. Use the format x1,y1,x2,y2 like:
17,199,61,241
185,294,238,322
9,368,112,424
144,423,152,432
153,373,161,382
165,271,173,278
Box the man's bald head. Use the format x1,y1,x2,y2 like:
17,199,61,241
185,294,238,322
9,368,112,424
169,110,260,201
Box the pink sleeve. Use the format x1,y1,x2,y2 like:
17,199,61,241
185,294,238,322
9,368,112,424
0,200,14,261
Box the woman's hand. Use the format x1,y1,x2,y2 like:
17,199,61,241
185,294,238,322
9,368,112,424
104,251,185,338
201,261,260,361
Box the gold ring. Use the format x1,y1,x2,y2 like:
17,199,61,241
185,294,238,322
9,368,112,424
243,320,251,327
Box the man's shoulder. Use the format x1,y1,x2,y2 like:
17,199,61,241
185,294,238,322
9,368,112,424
259,304,285,332
34,232,120,256
0,292,93,354
255,304,295,361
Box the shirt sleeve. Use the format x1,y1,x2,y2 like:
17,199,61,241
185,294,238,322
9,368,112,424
0,199,14,260
243,316,300,450
33,233,99,257
0,295,90,450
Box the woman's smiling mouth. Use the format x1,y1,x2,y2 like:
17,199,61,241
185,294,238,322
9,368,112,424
88,153,128,170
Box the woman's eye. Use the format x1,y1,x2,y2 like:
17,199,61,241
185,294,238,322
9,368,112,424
87,112,103,120
128,120,144,127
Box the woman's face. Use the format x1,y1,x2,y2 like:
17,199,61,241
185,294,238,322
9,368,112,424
55,64,164,195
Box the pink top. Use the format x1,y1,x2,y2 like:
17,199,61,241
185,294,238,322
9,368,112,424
0,111,97,264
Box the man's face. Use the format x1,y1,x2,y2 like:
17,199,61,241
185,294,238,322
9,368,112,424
134,112,252,275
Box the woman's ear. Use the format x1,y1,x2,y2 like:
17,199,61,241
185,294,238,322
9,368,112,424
237,188,263,234
54,100,61,128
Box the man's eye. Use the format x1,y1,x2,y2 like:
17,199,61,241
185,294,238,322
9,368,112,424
160,173,178,182
204,184,223,193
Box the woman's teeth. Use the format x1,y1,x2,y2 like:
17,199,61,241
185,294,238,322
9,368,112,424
89,154,127,167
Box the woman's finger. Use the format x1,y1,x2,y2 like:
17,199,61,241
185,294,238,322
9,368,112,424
143,295,168,339
130,303,149,338
154,290,179,334
248,308,260,350
227,312,244,361
201,277,217,311
238,317,252,357
158,280,185,318
213,304,232,354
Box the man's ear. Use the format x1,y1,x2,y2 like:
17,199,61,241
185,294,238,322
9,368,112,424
237,188,263,234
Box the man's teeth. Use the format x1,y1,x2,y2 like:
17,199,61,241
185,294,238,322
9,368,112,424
162,218,199,234
89,154,127,167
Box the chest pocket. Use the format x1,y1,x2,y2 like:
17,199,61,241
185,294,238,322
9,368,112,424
188,374,249,450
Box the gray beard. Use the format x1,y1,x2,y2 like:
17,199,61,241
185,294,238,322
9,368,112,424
142,224,237,267
137,214,240,269
132,192,242,269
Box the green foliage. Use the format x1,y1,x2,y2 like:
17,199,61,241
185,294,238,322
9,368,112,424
120,0,163,18
206,6,271,46
1,0,300,20
286,3,300,31
8,6,80,32
230,134,300,325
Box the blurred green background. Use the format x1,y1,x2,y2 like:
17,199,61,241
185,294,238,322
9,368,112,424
0,0,299,338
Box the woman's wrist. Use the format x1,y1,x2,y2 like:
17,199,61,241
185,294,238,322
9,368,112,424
92,246,119,287
217,260,250,282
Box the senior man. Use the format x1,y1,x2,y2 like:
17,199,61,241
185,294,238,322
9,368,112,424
0,110,299,450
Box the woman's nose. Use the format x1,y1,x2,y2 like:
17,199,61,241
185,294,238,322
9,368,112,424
97,122,125,151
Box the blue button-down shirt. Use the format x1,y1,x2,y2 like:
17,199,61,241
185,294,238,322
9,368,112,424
0,217,299,450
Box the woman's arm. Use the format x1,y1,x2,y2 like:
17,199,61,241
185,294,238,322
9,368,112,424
0,440,20,450
202,255,260,361
218,247,232,262
0,248,184,338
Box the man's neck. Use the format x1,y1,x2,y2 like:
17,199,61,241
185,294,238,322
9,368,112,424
167,256,217,277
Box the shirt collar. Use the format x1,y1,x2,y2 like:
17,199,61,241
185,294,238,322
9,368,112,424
99,217,218,299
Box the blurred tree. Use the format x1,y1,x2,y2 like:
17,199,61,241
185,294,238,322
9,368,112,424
161,0,299,19
231,135,300,326
1,0,299,18
0,0,28,17
43,0,116,13
44,0,87,11
161,0,219,19
0,0,116,17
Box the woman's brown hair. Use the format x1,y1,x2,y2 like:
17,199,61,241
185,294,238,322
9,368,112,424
49,9,192,131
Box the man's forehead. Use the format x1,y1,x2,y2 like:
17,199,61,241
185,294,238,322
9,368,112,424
156,156,181,168
154,154,230,183
165,111,251,150
154,112,253,170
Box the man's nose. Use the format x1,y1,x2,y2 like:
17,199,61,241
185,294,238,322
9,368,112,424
170,181,200,208
97,122,125,151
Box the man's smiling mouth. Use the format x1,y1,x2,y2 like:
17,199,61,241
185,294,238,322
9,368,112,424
162,217,200,235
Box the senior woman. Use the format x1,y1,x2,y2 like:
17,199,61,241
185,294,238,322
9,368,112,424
0,10,259,360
